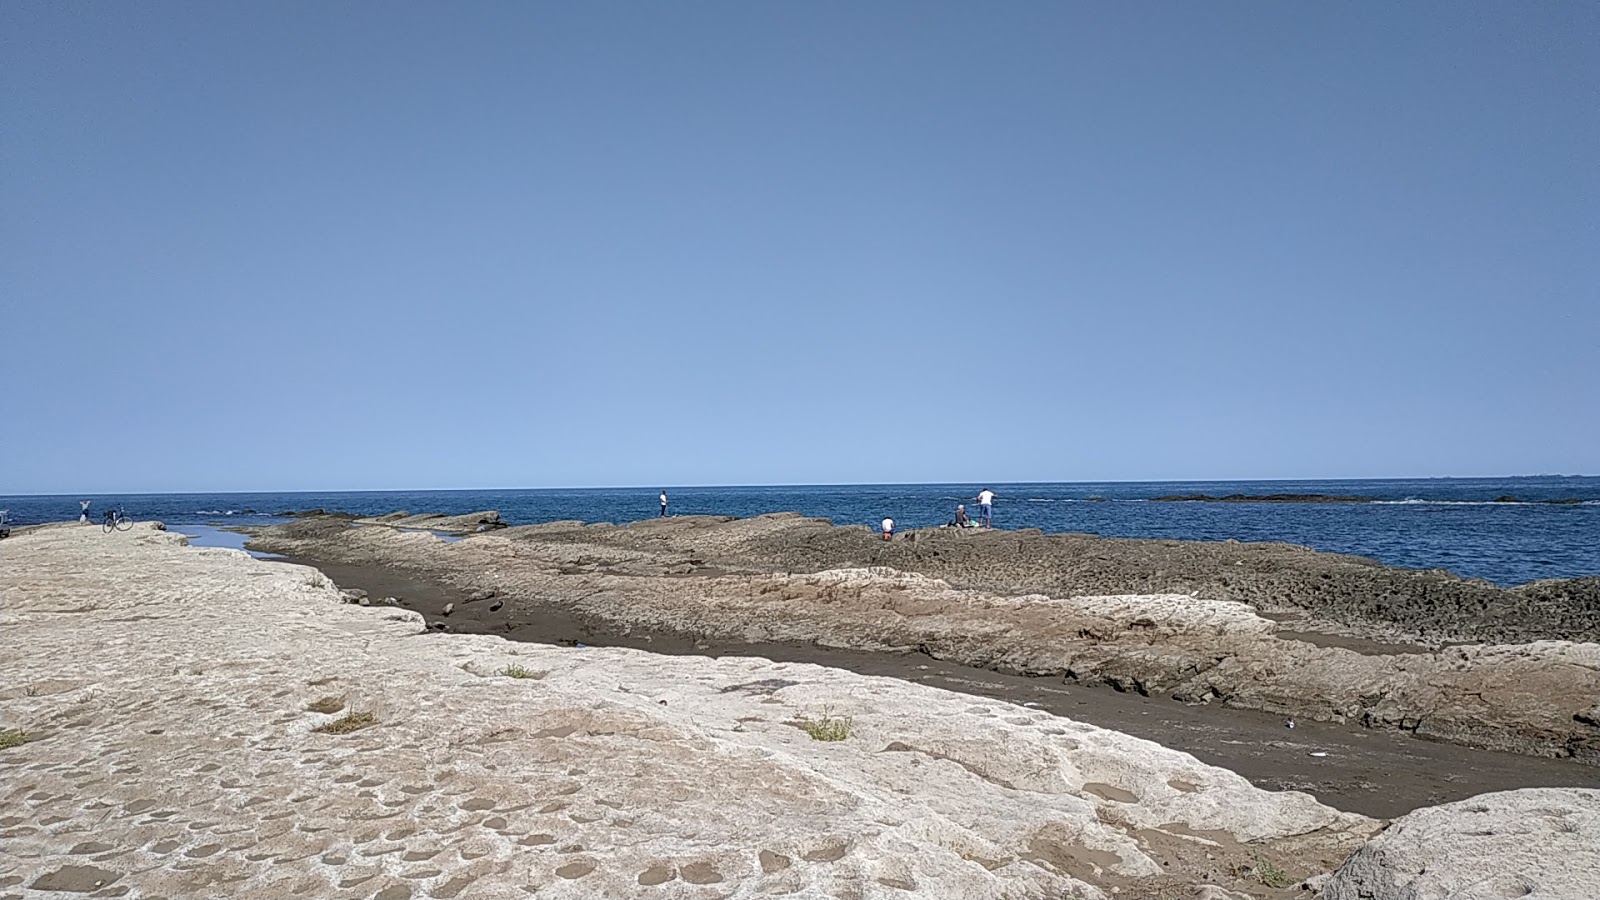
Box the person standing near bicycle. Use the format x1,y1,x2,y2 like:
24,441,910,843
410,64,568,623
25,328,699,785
79,499,91,524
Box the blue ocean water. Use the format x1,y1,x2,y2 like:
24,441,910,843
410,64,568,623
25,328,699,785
2,477,1595,586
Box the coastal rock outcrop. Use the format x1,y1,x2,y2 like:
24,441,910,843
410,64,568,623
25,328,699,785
1321,788,1600,900
0,523,1378,898
245,514,1600,764
1513,576,1600,632
709,519,1599,645
355,509,507,533
313,511,1595,643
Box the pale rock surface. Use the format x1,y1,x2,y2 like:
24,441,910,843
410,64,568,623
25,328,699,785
1196,887,1258,900
777,567,1277,639
0,524,1374,899
1321,788,1600,900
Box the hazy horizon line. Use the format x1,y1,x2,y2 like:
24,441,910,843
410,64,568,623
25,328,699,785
3,473,1596,498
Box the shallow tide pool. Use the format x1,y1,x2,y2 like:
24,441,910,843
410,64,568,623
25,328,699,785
175,523,284,559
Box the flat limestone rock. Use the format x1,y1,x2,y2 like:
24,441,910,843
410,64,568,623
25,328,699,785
1321,788,1600,900
0,524,1375,898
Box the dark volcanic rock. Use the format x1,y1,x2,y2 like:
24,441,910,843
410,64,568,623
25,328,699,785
355,510,508,533
274,509,359,519
696,521,1596,645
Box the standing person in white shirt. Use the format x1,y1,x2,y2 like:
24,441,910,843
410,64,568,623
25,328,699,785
659,491,669,517
79,499,91,524
976,488,995,528
881,517,894,541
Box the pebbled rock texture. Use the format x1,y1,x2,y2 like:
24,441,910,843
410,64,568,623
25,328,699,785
0,523,1376,899
1321,788,1600,900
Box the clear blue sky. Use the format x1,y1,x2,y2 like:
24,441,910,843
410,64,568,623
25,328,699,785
3,2,1595,493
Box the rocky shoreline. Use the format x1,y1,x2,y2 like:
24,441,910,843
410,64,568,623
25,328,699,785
245,513,1600,768
0,522,1376,898
4,522,1597,897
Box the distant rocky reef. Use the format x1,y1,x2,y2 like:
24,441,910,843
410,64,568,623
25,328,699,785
1152,493,1588,504
1151,493,1376,503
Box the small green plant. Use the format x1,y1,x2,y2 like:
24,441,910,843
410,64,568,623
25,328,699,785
314,711,377,735
795,709,852,742
1255,856,1295,889
0,729,29,750
498,664,542,679
307,695,346,714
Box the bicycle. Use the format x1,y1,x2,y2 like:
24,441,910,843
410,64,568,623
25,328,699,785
102,506,134,533
0,509,11,540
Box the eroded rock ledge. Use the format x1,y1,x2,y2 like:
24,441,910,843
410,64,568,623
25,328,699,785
247,513,1600,764
2,523,1382,898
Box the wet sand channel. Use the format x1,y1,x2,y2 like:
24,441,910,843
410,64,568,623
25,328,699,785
274,554,1599,820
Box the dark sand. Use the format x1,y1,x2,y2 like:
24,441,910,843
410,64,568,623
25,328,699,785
276,554,1599,820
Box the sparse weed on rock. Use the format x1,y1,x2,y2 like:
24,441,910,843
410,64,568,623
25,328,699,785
1254,856,1296,889
794,709,852,742
498,664,544,679
313,711,377,734
0,729,29,751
